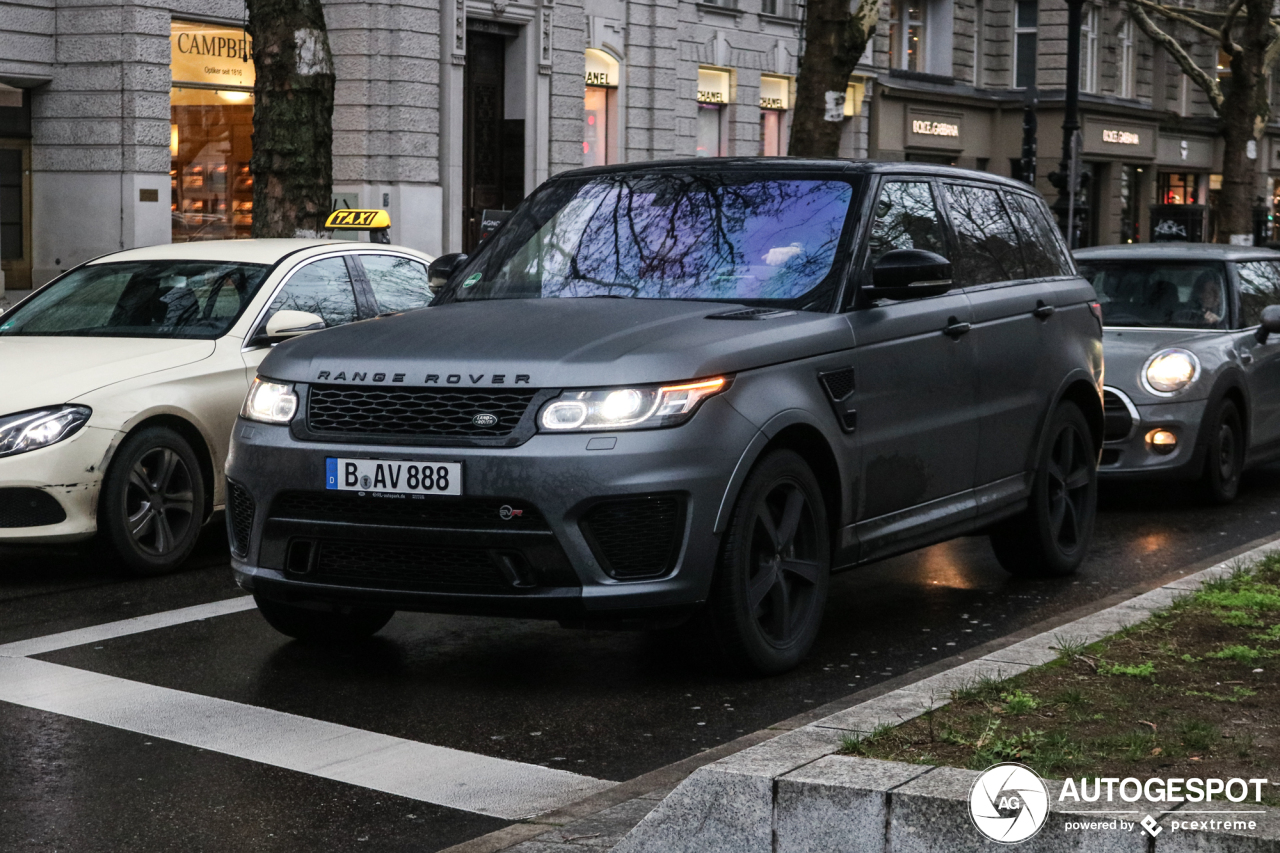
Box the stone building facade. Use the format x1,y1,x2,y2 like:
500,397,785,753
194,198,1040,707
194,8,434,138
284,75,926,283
0,0,1276,291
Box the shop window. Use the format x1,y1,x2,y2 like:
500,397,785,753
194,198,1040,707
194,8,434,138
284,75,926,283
170,21,254,243
843,78,868,117
759,76,789,156
888,0,925,73
696,68,730,157
584,49,619,168
1013,0,1037,89
1080,5,1099,94
1160,173,1200,205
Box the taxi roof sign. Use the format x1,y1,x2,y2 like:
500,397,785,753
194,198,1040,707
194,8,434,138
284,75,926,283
325,209,391,230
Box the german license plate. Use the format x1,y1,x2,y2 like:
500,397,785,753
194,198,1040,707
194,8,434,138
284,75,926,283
326,458,462,496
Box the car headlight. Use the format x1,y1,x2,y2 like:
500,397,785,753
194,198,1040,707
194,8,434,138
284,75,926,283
0,406,92,458
539,376,730,432
1142,349,1201,396
241,378,298,424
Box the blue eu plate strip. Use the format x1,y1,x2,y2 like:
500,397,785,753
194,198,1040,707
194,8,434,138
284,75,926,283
325,458,338,489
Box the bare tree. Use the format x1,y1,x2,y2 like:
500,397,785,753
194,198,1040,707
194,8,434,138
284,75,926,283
788,0,880,158
246,0,335,238
1127,0,1280,243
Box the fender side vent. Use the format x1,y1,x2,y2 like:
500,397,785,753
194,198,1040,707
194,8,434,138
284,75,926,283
819,367,856,402
706,307,796,320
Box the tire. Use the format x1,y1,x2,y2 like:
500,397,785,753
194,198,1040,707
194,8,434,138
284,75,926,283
990,402,1097,578
704,449,830,674
1199,398,1244,505
254,594,394,643
100,426,206,576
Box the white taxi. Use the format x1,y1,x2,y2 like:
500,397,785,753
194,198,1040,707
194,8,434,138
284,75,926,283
0,227,435,574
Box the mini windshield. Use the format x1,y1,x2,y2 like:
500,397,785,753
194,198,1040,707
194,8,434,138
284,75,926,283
446,174,856,307
0,261,271,339
1078,261,1228,329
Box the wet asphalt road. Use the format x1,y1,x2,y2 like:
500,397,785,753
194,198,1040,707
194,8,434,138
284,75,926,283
4,469,1280,852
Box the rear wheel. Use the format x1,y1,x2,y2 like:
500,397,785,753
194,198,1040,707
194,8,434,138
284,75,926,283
254,595,394,643
1199,399,1244,505
705,449,830,674
990,402,1097,578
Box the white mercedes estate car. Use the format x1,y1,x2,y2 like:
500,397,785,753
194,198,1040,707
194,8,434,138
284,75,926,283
0,237,435,573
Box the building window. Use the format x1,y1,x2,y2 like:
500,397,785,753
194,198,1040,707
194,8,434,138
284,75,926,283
888,0,925,72
170,21,254,242
1118,18,1135,99
584,49,619,167
1160,173,1200,205
973,0,986,87
1080,5,1099,94
696,68,730,157
1013,0,1037,89
760,0,797,16
759,76,789,156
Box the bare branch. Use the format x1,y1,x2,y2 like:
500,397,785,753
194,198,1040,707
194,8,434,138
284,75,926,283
1129,0,1225,42
1220,0,1246,57
1126,0,1224,112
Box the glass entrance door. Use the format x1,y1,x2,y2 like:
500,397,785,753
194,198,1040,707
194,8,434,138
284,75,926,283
0,140,31,290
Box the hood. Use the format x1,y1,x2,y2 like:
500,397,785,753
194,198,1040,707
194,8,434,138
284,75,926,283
1102,327,1225,402
0,336,216,415
261,299,854,388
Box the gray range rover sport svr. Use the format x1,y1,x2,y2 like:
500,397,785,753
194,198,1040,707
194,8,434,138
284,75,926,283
226,160,1105,674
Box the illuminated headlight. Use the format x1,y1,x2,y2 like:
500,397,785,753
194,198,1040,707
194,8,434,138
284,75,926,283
0,406,92,458
539,376,730,432
1142,349,1200,396
241,378,298,424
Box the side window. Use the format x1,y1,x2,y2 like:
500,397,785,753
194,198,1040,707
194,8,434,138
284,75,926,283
263,257,359,329
943,184,1028,286
1005,193,1071,278
1236,261,1280,327
867,180,948,266
361,254,434,313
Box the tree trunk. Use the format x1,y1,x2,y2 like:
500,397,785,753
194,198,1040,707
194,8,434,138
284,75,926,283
1214,0,1271,243
246,0,335,238
788,0,878,158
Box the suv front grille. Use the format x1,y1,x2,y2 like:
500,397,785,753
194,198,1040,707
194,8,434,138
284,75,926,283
225,480,256,557
1103,390,1133,442
580,496,685,580
307,385,539,438
270,490,548,531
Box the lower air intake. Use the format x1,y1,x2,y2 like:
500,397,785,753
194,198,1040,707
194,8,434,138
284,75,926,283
580,496,685,580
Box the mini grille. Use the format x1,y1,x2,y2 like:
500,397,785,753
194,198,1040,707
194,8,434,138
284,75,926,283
706,307,796,320
308,539,511,591
225,480,256,557
819,368,856,402
271,491,548,531
307,385,539,438
0,488,66,528
1103,390,1133,442
580,496,684,580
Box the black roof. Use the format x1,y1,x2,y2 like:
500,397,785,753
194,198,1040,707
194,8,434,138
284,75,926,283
554,157,1040,193
1074,243,1280,263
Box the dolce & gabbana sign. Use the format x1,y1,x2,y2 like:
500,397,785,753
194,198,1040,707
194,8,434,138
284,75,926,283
1082,116,1155,158
906,108,963,150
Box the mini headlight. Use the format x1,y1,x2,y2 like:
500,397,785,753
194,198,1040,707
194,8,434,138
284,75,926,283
1142,349,1200,396
539,376,730,432
241,378,298,424
0,405,92,458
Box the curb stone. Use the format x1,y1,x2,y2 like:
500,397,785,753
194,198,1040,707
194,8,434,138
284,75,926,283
612,540,1280,853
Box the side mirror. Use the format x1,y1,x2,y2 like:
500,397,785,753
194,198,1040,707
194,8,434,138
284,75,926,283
264,310,326,339
428,253,468,294
1256,304,1280,343
865,248,953,301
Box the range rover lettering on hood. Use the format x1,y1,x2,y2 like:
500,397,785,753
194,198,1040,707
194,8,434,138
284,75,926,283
315,370,532,385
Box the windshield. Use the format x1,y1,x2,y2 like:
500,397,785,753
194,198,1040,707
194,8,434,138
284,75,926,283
0,260,271,339
1078,261,1228,329
445,173,856,307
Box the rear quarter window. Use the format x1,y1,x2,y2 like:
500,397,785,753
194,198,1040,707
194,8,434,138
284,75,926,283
1005,193,1073,278
943,184,1027,286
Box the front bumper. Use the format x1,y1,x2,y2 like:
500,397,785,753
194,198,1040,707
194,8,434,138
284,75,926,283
226,396,761,622
0,425,116,543
1098,388,1207,480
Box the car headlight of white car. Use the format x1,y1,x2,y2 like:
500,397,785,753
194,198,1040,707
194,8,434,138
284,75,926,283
539,376,730,431
1142,349,1201,396
241,378,299,424
0,406,92,458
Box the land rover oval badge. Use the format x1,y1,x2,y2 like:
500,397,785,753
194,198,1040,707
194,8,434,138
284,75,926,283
472,413,499,427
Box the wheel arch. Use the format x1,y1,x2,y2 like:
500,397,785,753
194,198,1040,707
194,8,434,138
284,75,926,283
100,414,218,524
1203,370,1250,451
1039,373,1104,462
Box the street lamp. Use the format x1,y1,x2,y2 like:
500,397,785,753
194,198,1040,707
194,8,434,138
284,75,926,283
1048,0,1086,247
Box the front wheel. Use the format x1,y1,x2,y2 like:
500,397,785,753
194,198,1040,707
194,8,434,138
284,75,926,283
704,449,830,674
254,595,394,643
990,402,1097,578
1200,399,1244,505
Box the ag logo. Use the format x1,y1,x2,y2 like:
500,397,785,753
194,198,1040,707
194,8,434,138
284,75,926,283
472,413,499,427
969,763,1049,844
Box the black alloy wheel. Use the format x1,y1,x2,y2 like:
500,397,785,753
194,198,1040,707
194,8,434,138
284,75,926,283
101,426,206,575
991,402,1097,578
707,449,830,674
1201,399,1244,505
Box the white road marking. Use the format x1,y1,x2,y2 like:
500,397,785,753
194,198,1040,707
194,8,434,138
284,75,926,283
0,655,614,819
0,596,258,658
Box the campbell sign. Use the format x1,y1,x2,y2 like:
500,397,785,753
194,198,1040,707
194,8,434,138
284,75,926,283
170,21,255,89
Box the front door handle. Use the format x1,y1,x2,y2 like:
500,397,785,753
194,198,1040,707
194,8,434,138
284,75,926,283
1241,351,1255,365
1033,301,1056,319
943,318,971,338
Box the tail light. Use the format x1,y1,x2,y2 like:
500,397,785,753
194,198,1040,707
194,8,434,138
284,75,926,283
1089,302,1104,328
